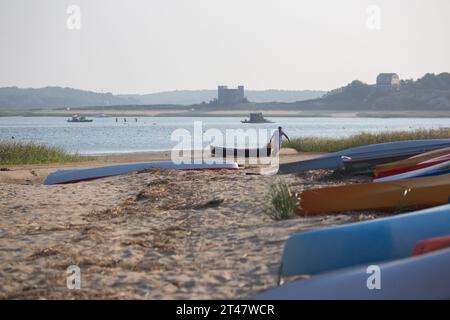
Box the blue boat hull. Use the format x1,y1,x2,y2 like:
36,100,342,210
256,249,450,300
44,161,239,185
278,139,450,174
280,204,450,277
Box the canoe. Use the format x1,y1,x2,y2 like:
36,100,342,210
412,235,450,256
341,149,428,174
280,204,450,277
256,248,450,300
44,161,239,185
375,146,450,177
373,160,450,182
278,139,450,174
376,153,450,178
210,145,271,158
298,173,450,215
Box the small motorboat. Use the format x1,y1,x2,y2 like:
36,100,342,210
67,115,93,123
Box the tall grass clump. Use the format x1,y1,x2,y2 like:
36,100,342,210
283,128,450,153
0,140,91,165
264,182,297,220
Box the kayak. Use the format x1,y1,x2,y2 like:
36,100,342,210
412,235,450,256
256,248,450,300
341,150,426,174
44,161,239,185
375,146,450,177
373,160,450,182
278,139,450,174
298,173,450,215
280,204,450,277
375,153,450,178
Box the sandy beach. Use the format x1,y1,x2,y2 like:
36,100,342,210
0,150,378,299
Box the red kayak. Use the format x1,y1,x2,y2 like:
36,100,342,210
412,235,450,256
376,154,450,178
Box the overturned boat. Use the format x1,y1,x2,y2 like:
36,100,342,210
375,147,450,177
44,161,239,185
279,204,450,278
256,248,450,300
278,139,450,174
210,145,271,158
298,173,450,215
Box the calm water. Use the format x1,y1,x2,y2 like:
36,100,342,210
1,116,450,155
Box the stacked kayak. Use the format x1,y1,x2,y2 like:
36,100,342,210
280,204,450,277
373,159,450,182
376,153,450,178
375,146,450,177
256,248,450,300
44,161,239,185
412,235,450,256
298,173,450,215
278,139,450,174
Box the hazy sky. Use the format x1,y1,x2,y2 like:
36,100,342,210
0,0,449,93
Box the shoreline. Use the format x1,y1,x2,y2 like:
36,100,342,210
2,110,450,118
0,148,311,185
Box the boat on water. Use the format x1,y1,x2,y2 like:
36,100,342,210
256,248,450,300
67,115,93,123
279,204,450,278
241,112,273,124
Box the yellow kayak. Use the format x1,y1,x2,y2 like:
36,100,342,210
375,147,450,177
298,173,450,216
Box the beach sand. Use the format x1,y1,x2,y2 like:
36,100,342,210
0,150,377,299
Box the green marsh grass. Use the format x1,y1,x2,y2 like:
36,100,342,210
0,140,91,165
264,182,298,220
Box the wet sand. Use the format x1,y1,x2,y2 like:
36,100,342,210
0,150,376,299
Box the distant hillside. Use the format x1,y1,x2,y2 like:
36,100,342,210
2,73,448,111
0,87,325,109
122,89,325,105
278,72,450,111
0,87,139,109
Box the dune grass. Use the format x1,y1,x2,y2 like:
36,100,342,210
264,182,298,220
0,141,91,165
283,128,450,153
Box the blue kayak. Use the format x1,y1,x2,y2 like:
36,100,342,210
256,248,450,300
44,161,239,185
278,139,450,174
280,204,450,277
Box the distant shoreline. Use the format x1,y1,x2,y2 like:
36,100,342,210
2,109,450,118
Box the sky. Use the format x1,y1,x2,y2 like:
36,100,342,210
0,0,449,94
